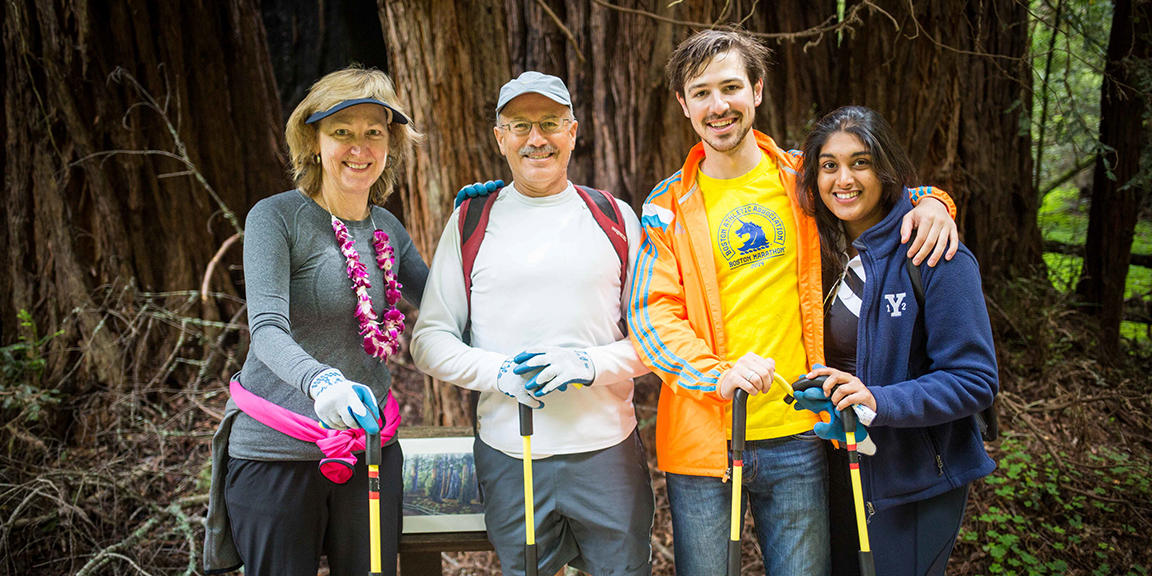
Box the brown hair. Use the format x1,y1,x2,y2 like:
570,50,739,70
796,106,919,294
665,29,773,97
285,66,423,205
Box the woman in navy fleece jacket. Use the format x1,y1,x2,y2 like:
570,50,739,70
796,106,998,576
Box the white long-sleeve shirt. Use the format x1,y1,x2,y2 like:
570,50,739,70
412,182,648,456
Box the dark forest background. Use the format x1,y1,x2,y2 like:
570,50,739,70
1,1,1150,574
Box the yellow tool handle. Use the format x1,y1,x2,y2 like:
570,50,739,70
368,463,381,573
729,465,744,540
366,430,382,576
844,429,871,552
522,435,535,545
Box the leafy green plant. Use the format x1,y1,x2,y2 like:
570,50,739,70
0,309,64,423
961,434,1152,575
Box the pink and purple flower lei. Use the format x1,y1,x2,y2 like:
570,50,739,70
330,216,405,360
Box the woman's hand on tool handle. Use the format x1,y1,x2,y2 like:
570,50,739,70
719,353,777,400
806,366,877,413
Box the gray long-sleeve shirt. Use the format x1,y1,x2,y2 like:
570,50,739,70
227,189,426,460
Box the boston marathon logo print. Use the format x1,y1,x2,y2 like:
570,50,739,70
717,204,786,269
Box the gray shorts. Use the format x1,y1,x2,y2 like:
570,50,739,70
474,429,654,576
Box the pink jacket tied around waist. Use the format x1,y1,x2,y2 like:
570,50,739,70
229,379,401,483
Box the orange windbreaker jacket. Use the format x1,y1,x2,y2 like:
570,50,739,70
628,131,823,477
628,131,955,477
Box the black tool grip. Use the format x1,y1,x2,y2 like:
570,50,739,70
859,550,875,576
790,374,829,392
727,539,742,575
366,431,381,467
732,389,748,453
784,374,829,406
842,403,858,433
519,403,533,437
525,543,538,576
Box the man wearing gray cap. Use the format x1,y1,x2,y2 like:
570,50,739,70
412,71,654,575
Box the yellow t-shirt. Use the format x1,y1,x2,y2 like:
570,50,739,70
699,152,814,441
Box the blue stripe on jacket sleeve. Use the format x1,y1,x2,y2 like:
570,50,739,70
628,229,720,391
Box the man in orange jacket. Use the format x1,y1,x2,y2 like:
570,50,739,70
628,30,959,576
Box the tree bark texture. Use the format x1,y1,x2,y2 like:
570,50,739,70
1077,0,1151,357
2,0,286,441
835,0,1039,282
374,0,1040,421
379,0,515,425
2,0,1049,425
378,0,1038,279
263,0,391,123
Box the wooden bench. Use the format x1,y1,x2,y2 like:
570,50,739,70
397,426,492,574
399,530,492,573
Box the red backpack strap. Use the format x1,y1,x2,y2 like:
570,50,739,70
457,191,501,317
573,185,629,289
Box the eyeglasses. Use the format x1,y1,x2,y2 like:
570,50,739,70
497,118,573,136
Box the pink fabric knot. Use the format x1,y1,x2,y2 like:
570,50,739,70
229,379,402,484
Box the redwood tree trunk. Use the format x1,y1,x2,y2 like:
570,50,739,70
380,0,512,425
837,0,1039,283
375,0,1040,422
2,0,287,441
1077,0,1152,357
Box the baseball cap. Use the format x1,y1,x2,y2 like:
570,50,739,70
305,98,410,125
496,71,572,114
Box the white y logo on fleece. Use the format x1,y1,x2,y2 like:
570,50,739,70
884,292,908,317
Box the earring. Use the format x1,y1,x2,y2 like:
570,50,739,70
313,153,321,164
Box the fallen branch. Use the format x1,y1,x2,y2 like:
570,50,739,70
201,232,242,303
536,0,586,64
1044,239,1152,268
74,516,160,576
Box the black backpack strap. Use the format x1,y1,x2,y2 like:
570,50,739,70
905,252,925,306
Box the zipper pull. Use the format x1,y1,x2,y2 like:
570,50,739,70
866,501,875,525
936,454,944,476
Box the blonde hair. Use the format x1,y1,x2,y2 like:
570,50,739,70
285,66,423,205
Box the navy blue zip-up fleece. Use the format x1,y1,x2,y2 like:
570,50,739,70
850,192,998,514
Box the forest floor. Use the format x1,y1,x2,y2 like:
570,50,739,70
1,279,1150,575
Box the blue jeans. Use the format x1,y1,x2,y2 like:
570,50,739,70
665,432,829,576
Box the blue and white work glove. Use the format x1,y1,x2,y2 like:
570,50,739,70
791,387,876,455
309,368,381,434
513,347,595,397
496,358,545,409
454,179,504,208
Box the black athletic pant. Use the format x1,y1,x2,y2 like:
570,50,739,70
827,444,969,576
225,441,403,576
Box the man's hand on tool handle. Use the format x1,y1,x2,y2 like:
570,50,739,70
805,366,877,414
718,353,777,400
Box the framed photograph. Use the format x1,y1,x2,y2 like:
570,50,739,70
399,435,486,534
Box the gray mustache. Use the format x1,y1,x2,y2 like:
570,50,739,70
519,144,558,157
